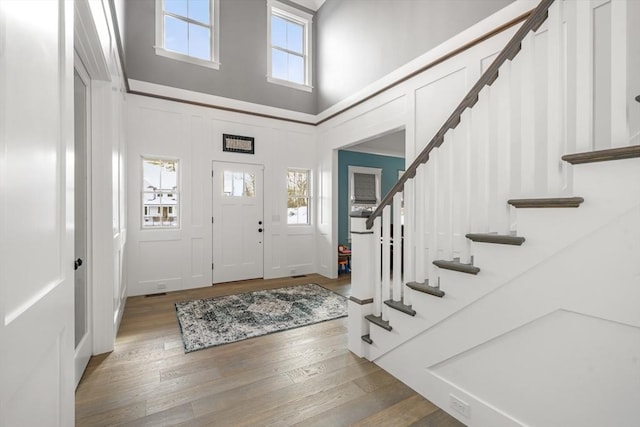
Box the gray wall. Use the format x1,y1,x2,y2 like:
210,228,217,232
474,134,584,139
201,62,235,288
315,0,514,112
125,0,514,115
125,0,317,114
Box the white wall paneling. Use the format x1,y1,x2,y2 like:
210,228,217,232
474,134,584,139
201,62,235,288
126,95,317,296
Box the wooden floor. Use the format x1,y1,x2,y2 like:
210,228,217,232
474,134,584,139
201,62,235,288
75,274,465,426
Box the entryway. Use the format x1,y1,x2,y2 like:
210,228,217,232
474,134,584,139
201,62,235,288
212,162,264,283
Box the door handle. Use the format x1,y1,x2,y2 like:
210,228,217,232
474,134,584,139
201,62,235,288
74,258,83,270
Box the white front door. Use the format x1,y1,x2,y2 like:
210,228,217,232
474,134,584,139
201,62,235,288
74,62,92,387
212,162,264,283
0,1,75,426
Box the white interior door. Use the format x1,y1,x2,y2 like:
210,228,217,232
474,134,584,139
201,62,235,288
0,1,75,426
74,62,92,387
212,162,264,283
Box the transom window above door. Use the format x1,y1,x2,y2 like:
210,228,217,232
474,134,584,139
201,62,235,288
155,0,220,69
267,0,313,92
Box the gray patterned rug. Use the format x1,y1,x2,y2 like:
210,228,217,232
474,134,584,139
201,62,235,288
175,283,348,353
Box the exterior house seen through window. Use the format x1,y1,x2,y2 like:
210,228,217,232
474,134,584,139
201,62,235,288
287,169,310,225
155,0,220,69
267,0,312,92
142,158,179,228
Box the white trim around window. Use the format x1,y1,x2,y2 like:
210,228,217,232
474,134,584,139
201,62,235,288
155,0,221,70
287,168,312,225
267,0,313,92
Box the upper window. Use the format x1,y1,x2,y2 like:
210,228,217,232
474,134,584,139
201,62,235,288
155,0,220,69
287,169,311,225
267,0,313,92
142,158,180,228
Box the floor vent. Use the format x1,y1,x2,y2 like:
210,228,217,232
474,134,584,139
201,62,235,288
291,275,307,278
144,292,167,298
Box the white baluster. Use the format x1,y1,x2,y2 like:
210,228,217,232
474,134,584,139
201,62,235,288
403,178,414,306
381,205,391,320
456,113,472,264
440,135,454,261
495,61,512,234
373,215,381,317
392,192,402,301
426,148,440,287
509,44,523,209
547,0,566,194
487,76,502,231
415,166,426,284
451,123,463,260
534,24,550,193
520,34,537,195
563,0,578,194
470,90,490,233
574,0,593,152
610,0,628,148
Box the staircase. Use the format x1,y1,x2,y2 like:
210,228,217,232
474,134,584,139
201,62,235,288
347,0,640,425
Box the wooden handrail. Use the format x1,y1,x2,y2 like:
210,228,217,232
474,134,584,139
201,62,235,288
365,0,555,229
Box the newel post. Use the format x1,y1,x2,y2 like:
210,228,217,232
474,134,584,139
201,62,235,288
347,212,375,358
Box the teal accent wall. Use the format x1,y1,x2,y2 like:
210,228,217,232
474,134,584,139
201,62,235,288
338,150,405,246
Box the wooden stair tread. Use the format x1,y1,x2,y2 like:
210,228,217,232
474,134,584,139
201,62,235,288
384,299,417,316
562,145,640,164
364,314,392,331
433,258,480,275
406,281,445,298
466,233,525,245
361,334,373,344
507,197,584,208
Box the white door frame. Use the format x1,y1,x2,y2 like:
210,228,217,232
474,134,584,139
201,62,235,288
73,53,94,387
74,0,119,356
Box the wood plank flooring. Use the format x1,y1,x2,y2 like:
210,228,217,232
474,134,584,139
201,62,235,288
75,274,465,426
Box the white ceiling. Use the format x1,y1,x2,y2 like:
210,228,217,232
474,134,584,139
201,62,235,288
289,0,326,12
343,129,406,158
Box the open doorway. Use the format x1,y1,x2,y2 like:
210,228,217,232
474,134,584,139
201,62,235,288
337,129,406,247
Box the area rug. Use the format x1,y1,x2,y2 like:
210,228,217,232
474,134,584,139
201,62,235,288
175,283,348,353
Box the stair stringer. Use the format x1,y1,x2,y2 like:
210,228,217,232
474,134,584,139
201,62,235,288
375,204,640,426
366,157,640,362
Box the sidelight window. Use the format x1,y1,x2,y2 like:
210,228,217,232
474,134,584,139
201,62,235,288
142,158,180,228
287,168,310,225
